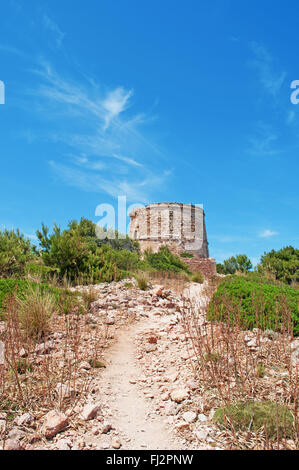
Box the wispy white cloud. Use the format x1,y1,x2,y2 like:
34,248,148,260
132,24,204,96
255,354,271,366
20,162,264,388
102,87,133,130
27,61,168,202
249,42,286,97
247,122,281,157
43,14,65,48
259,229,278,238
49,161,165,202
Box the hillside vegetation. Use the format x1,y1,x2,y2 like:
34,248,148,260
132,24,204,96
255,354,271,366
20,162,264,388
208,275,299,336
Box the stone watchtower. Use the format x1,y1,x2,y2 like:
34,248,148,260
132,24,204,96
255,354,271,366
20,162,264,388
129,202,216,277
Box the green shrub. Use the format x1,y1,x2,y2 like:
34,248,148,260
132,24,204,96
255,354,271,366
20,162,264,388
257,246,299,285
0,229,36,277
143,246,190,273
124,282,133,289
181,252,194,258
213,401,294,439
216,263,226,274
36,219,137,284
207,276,299,336
190,270,204,283
79,288,98,311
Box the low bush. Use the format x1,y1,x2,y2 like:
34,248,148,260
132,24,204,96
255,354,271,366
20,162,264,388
213,401,294,439
142,246,190,273
207,276,299,335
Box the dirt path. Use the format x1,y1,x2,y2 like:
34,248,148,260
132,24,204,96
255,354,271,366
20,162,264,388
98,316,186,450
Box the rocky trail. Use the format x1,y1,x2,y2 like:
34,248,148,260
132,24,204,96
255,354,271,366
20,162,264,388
97,318,185,450
1,280,225,450
77,282,220,451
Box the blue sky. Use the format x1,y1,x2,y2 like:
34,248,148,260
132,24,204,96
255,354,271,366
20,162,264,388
0,0,298,265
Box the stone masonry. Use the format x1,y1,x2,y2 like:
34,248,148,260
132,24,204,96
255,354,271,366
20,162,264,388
129,203,216,277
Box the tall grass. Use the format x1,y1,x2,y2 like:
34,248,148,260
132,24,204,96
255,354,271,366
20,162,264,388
17,286,56,340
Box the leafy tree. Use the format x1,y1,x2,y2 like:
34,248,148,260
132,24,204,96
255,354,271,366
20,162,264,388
257,246,299,285
36,218,139,283
216,263,226,274
0,229,35,277
221,254,253,274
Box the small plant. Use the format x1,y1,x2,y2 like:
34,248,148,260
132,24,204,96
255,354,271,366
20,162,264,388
124,282,133,289
17,286,56,340
213,401,294,439
204,352,221,363
13,359,33,375
190,270,204,284
181,252,194,258
89,359,106,368
135,273,148,291
257,362,265,378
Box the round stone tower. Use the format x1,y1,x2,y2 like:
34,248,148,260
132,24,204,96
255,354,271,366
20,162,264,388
129,203,216,276
129,202,210,257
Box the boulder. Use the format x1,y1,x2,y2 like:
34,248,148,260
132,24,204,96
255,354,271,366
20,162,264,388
15,413,34,427
41,410,68,439
4,438,23,450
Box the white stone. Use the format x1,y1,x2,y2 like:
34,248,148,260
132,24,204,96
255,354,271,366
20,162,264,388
170,388,189,403
80,402,101,421
79,361,91,370
111,438,121,449
56,439,71,450
182,411,197,423
15,413,34,427
195,429,209,441
198,413,207,422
